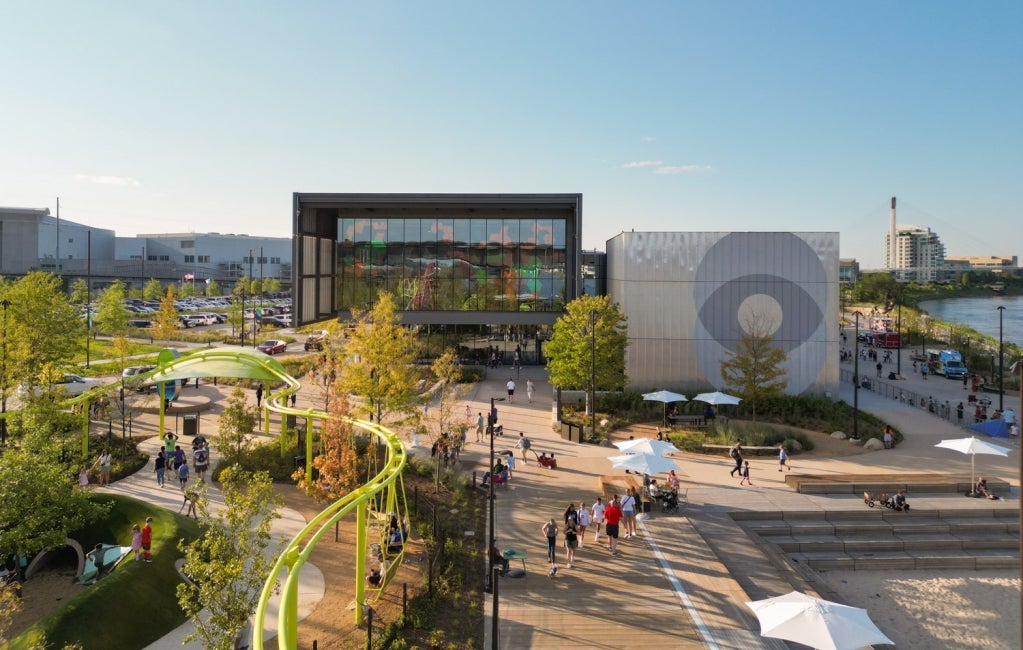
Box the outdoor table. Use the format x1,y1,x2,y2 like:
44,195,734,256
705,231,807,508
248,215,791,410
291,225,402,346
502,548,528,572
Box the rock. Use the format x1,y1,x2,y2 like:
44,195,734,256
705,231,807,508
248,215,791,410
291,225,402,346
831,431,847,440
598,438,614,447
863,438,885,450
785,438,804,452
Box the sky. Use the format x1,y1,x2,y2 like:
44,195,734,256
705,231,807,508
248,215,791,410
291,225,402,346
2,1,1020,269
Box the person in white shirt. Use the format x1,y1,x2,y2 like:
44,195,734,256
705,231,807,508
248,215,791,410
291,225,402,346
506,378,516,402
591,497,606,542
575,502,590,547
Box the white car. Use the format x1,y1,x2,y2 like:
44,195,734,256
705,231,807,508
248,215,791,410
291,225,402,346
19,373,103,398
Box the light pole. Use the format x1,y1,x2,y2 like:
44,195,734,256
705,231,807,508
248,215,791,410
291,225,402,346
590,309,597,437
853,312,860,440
998,305,1005,412
1,298,10,446
896,301,902,377
485,395,505,594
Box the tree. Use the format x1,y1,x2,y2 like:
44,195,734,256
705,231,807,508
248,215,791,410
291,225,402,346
851,272,899,304
545,295,628,416
154,285,179,339
3,272,85,387
264,278,281,294
423,349,467,442
177,465,283,650
293,393,367,501
143,278,163,300
178,281,196,298
70,278,90,305
94,280,131,336
0,406,110,560
206,278,222,297
216,387,257,465
719,312,789,422
336,292,422,427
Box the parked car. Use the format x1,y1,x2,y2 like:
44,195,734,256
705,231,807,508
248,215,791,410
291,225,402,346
257,339,288,355
19,373,102,398
128,319,153,329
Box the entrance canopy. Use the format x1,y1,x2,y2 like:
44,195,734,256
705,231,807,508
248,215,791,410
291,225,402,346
148,348,294,384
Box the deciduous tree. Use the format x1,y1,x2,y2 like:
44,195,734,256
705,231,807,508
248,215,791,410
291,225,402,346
217,387,257,465
95,279,131,336
154,285,179,339
719,312,789,422
177,466,282,650
70,277,90,305
3,272,85,386
545,295,628,416
143,278,163,301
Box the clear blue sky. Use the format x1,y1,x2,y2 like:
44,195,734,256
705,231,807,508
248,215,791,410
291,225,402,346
2,1,1019,268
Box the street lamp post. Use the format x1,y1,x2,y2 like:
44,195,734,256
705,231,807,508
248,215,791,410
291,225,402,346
896,302,902,377
485,396,505,594
998,305,1005,412
853,312,860,440
590,309,597,438
1,298,10,446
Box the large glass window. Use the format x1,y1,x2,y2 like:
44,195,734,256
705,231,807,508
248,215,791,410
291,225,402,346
336,212,570,312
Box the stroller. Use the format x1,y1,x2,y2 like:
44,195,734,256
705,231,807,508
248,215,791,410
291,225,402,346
658,490,680,513
863,491,895,509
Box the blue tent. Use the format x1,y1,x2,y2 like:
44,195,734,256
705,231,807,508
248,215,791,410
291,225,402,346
969,418,1009,438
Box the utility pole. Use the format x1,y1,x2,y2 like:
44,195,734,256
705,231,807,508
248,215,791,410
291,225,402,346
249,249,255,346
86,231,92,368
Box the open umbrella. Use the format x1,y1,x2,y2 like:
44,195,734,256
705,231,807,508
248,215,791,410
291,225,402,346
746,591,893,650
609,453,679,475
642,390,688,427
692,391,742,406
934,436,1012,493
613,438,681,456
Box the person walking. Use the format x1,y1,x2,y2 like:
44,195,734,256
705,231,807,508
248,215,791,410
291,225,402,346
464,404,472,423
542,519,559,565
141,517,154,563
94,448,113,487
739,460,754,486
130,524,143,561
591,497,606,542
526,378,535,403
178,460,190,491
575,502,590,547
506,378,516,402
564,503,578,527
154,450,167,487
729,441,744,477
194,443,209,482
516,432,533,463
778,445,790,471
475,412,485,443
255,383,264,408
604,496,623,556
621,488,639,538
563,521,579,568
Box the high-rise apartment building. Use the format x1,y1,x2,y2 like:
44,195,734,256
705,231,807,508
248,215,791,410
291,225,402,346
885,225,945,282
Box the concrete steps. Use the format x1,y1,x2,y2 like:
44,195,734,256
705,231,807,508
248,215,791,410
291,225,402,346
738,509,1020,571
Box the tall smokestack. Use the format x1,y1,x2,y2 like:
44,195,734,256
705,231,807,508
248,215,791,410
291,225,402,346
889,196,897,270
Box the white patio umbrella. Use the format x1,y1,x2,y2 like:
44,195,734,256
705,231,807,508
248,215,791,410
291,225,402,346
642,390,688,426
745,591,893,650
934,436,1012,493
608,453,679,475
613,438,681,456
692,391,742,406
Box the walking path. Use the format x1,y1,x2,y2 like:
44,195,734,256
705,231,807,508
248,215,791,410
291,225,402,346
463,355,1019,649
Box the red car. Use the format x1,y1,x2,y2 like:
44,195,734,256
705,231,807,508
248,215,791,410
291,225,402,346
257,339,287,355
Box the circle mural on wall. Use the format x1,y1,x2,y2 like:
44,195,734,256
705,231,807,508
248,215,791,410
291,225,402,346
693,233,828,394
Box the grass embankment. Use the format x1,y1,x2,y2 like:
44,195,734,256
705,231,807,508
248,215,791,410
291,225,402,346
10,494,200,650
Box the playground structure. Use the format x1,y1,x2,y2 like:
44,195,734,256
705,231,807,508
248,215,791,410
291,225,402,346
2,347,407,649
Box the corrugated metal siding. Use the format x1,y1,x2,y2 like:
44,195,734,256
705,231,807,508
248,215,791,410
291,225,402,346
608,231,839,396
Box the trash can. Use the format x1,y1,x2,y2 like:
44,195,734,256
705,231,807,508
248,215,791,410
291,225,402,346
286,414,297,430
183,414,198,437
294,456,306,470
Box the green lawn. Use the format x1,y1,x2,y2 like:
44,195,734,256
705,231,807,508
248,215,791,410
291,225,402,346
10,493,201,649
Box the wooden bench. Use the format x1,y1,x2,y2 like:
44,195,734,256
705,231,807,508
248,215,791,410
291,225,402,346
785,473,1012,495
701,443,778,456
669,415,707,429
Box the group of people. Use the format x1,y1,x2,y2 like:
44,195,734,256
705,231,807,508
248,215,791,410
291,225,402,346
726,441,792,486
153,431,209,490
537,494,643,572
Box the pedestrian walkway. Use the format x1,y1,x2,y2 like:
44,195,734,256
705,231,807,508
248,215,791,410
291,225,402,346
92,382,325,649
461,364,1019,649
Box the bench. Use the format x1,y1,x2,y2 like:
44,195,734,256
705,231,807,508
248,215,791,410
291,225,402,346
701,443,778,456
786,473,1012,496
670,415,707,429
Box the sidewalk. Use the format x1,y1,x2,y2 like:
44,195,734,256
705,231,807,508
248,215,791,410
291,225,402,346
462,363,1019,649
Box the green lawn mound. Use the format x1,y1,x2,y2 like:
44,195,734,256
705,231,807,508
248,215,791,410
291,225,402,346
10,493,201,650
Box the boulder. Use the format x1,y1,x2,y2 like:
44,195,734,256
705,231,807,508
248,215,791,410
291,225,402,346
831,431,848,440
863,437,885,450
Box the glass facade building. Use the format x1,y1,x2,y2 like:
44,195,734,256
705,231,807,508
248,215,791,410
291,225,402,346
294,194,582,329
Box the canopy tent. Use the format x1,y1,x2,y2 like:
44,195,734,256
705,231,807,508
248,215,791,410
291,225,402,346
692,391,742,406
146,347,289,383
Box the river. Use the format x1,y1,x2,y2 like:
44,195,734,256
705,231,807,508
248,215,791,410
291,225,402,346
917,295,1023,348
